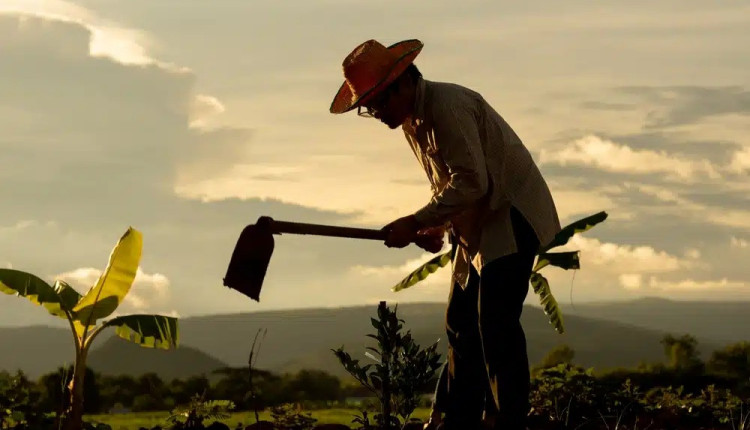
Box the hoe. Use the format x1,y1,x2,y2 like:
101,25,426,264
223,216,437,301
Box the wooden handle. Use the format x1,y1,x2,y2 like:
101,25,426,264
269,220,387,241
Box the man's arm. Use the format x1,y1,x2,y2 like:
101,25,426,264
413,102,489,227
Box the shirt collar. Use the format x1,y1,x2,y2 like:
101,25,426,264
411,76,427,127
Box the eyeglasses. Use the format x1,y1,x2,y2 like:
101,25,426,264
357,82,397,119
357,105,376,118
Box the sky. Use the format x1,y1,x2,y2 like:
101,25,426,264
1,0,749,327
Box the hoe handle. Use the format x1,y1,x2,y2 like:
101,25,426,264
270,220,387,240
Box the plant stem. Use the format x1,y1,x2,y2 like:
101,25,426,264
63,350,87,430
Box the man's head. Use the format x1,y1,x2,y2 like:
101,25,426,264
358,64,421,129
330,39,423,129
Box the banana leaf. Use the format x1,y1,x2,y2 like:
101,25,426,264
533,251,580,272
74,227,143,327
539,211,608,254
530,272,564,334
53,280,83,312
391,250,452,292
103,314,179,350
0,269,68,319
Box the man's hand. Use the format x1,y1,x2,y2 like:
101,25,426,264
415,226,446,253
382,214,422,248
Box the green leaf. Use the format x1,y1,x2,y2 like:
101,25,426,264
0,269,68,319
533,251,581,272
539,211,608,253
73,227,143,326
391,251,452,292
102,314,179,350
53,280,83,311
530,273,564,334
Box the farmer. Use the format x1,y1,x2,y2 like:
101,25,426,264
330,39,562,429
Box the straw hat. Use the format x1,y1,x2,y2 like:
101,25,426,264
330,39,423,114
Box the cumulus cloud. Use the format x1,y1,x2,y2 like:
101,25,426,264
625,276,747,291
189,94,226,129
729,146,750,173
53,267,171,311
563,236,687,273
730,236,749,249
0,0,163,67
619,273,643,290
539,135,722,180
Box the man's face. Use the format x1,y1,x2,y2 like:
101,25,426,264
360,78,412,129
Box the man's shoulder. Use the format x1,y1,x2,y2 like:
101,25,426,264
423,79,484,118
425,79,482,100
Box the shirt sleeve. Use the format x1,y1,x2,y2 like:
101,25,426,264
413,102,489,227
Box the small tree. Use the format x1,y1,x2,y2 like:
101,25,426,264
534,344,576,374
707,341,750,383
167,391,234,430
0,227,179,430
332,301,442,429
661,334,703,371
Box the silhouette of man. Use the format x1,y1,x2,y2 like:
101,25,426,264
330,39,561,430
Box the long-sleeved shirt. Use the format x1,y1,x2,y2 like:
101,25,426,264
403,77,562,288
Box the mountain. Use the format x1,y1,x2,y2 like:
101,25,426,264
562,297,750,344
250,303,722,379
0,326,74,377
87,336,228,381
1,300,747,380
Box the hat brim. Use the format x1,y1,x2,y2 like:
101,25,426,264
329,39,423,114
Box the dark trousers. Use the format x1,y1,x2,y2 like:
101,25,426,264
435,206,539,430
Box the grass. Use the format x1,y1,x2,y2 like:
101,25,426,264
86,407,433,430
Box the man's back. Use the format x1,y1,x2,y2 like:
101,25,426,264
405,77,561,282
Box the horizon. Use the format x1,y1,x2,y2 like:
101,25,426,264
1,1,749,328
4,296,750,330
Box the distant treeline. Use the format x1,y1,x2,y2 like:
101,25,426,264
0,366,387,415
1,334,748,416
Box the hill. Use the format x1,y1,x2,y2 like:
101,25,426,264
562,297,750,344
87,336,228,381
173,302,727,379
1,299,747,380
0,326,74,377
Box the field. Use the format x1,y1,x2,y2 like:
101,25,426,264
85,408,433,430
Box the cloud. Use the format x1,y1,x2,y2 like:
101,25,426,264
0,220,57,235
627,183,750,232
189,94,226,129
53,267,171,311
562,236,688,273
644,276,748,291
619,273,643,290
176,159,433,226
729,146,750,173
539,135,722,180
0,0,166,68
730,236,749,249
618,273,747,291
615,86,750,129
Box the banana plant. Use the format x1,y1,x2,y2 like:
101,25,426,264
0,227,179,430
392,211,608,334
